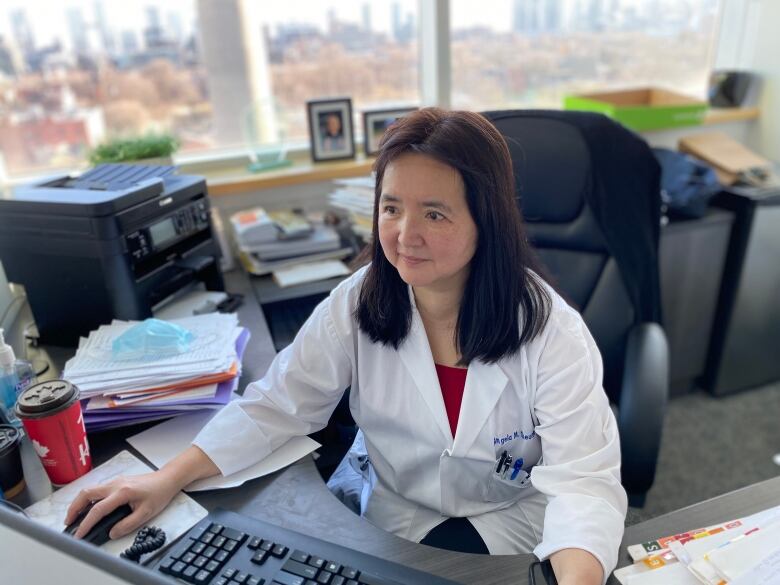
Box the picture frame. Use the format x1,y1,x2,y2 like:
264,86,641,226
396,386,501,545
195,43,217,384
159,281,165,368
362,107,418,156
306,98,356,162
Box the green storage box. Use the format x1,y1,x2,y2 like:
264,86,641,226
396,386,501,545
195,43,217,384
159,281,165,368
564,88,707,131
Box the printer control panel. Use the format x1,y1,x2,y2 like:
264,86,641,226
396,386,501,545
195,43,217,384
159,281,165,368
126,201,210,261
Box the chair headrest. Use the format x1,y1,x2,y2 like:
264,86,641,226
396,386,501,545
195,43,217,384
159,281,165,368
485,113,592,223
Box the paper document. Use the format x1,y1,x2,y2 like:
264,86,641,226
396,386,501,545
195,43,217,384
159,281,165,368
127,410,320,492
623,562,700,585
25,450,207,557
154,290,229,320
729,548,780,585
706,522,780,582
272,259,350,288
617,505,780,585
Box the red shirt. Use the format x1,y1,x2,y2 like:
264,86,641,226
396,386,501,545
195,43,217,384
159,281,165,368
435,364,468,437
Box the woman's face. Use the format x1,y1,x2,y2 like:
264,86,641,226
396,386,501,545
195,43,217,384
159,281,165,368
378,153,478,293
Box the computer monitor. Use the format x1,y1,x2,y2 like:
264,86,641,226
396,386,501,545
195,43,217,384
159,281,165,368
0,503,172,584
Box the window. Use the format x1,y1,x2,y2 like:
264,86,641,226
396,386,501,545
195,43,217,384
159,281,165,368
0,0,725,179
450,0,721,111
0,0,418,177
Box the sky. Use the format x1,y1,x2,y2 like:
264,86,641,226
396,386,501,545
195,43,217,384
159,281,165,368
0,0,713,49
0,0,422,46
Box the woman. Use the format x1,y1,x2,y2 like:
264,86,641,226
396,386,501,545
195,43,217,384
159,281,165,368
67,108,626,585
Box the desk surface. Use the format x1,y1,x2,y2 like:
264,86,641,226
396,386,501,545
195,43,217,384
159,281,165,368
12,268,780,585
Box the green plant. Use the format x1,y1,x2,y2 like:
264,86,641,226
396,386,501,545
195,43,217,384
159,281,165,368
88,134,179,164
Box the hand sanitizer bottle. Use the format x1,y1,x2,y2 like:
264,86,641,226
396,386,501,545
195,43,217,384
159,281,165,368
0,329,23,427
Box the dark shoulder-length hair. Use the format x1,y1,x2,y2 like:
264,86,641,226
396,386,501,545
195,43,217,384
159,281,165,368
356,107,550,365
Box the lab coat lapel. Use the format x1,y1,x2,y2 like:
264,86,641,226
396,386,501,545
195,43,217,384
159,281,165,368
451,359,508,457
398,296,453,445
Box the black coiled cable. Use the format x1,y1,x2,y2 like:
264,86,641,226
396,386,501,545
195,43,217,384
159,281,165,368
120,526,166,563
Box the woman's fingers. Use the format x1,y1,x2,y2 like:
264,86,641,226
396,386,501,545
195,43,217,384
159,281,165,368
64,483,114,525
73,490,132,539
109,505,151,540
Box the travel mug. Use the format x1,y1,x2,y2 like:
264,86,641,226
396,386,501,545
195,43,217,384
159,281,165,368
15,380,92,485
0,423,25,498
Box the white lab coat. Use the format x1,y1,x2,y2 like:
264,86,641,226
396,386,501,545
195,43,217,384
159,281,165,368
194,266,627,582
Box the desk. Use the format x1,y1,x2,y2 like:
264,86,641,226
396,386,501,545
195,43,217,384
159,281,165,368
10,267,534,585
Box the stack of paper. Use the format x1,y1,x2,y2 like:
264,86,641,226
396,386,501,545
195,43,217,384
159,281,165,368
246,224,342,261
272,259,350,288
230,205,354,277
328,176,375,240
230,207,277,246
614,504,780,584
62,313,249,432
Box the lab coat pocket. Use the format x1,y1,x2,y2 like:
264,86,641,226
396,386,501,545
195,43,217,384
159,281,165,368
482,468,532,503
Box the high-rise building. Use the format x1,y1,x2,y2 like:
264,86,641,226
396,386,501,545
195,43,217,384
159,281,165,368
0,36,21,77
9,9,35,54
144,6,165,48
121,30,139,55
362,3,372,32
544,0,561,32
392,2,402,42
66,7,89,56
196,0,277,146
168,12,184,45
94,0,116,55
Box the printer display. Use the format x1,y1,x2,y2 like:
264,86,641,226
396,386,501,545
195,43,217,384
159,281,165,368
0,164,224,346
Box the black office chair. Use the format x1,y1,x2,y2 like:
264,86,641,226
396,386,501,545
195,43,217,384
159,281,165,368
483,110,669,507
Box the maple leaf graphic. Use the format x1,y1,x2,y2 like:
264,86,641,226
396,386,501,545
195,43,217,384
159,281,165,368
32,439,50,458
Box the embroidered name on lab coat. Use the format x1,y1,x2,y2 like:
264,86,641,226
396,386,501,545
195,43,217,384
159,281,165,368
494,429,537,446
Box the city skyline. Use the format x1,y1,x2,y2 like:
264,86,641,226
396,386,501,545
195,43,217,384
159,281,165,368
1,0,717,50
0,0,720,176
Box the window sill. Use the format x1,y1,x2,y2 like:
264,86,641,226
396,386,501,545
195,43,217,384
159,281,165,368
0,109,759,193
197,108,759,196
199,156,376,196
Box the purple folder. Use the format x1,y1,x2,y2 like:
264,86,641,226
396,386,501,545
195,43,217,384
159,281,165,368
84,328,251,431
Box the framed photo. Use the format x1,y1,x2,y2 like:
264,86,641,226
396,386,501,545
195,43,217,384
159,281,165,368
362,107,418,156
307,98,355,162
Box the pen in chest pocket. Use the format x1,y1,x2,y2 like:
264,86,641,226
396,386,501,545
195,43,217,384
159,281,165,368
501,455,513,478
510,458,524,480
495,450,508,473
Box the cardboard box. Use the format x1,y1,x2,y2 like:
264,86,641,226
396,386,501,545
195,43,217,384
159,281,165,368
679,132,771,186
564,87,707,131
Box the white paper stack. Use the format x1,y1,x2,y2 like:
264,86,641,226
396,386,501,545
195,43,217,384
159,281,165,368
328,176,375,239
614,504,780,585
689,522,780,584
272,259,351,288
229,207,277,246
246,224,341,261
62,313,249,431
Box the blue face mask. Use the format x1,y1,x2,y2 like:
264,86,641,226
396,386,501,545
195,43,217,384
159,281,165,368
112,319,195,361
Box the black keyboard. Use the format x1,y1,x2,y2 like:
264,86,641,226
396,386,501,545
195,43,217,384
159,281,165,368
151,508,459,585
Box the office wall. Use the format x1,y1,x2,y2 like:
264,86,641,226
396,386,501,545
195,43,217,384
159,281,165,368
715,0,779,162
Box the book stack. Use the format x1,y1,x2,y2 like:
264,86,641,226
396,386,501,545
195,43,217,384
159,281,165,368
614,503,780,584
231,207,352,276
62,313,249,432
328,176,375,240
